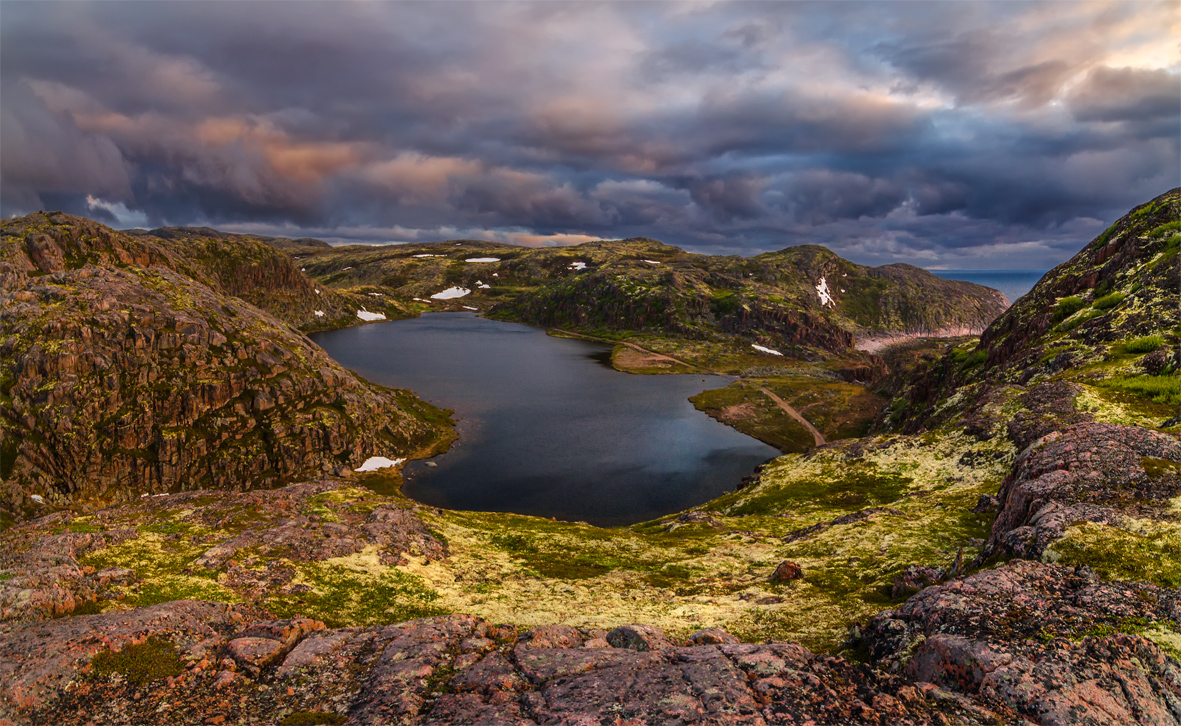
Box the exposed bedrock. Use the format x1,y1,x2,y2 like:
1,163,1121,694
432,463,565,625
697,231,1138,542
2,604,1010,726
986,421,1181,561
861,560,1181,726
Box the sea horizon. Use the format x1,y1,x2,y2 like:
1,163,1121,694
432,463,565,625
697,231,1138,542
929,269,1049,305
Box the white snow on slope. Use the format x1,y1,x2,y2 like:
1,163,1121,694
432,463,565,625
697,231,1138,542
355,456,406,472
465,257,500,263
752,344,783,356
431,287,471,299
569,261,587,270
816,277,835,308
643,259,661,264
413,254,441,258
314,310,325,317
463,306,478,311
357,310,387,321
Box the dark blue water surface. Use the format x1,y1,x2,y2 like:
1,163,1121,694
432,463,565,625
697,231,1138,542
311,313,779,526
930,270,1048,305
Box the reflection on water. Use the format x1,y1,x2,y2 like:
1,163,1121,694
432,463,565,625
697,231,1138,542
311,314,779,526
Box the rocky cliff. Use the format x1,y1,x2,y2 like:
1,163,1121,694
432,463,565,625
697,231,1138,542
886,187,1180,435
0,213,453,522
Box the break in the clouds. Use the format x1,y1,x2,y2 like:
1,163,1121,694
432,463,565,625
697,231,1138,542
2,1,1178,268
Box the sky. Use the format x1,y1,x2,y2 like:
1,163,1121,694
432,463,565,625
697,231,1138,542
2,1,1178,269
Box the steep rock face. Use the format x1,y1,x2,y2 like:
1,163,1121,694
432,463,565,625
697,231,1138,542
0,214,452,520
889,188,1180,433
862,560,1181,726
980,188,1180,374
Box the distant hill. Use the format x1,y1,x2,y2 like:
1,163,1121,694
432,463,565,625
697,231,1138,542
293,236,1008,356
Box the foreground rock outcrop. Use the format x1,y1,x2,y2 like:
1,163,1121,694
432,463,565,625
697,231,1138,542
0,213,453,521
0,604,1003,726
5,555,1180,725
0,481,447,631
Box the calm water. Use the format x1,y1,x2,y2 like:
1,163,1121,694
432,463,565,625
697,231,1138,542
930,270,1048,305
311,314,779,526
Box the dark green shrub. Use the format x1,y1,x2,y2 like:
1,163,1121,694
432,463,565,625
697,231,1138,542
1052,296,1087,324
1092,292,1125,310
1148,220,1181,239
1126,335,1165,354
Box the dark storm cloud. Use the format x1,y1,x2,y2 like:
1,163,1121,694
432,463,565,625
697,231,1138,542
1,1,1177,269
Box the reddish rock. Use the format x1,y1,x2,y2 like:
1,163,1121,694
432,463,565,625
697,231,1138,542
606,623,673,651
770,560,804,582
686,627,741,646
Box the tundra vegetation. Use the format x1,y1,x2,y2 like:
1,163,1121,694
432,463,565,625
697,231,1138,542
0,190,1178,725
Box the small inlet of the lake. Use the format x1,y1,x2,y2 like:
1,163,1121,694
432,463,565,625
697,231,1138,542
311,313,780,526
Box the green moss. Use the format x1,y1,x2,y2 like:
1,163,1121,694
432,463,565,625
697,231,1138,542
1050,522,1181,587
1148,220,1181,239
713,463,913,518
1096,374,1180,407
1091,292,1125,311
90,637,185,685
67,521,104,533
1142,457,1181,479
264,561,443,628
1052,296,1087,324
1126,335,1165,354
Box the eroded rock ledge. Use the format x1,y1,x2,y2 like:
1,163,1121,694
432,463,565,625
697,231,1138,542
3,558,1180,725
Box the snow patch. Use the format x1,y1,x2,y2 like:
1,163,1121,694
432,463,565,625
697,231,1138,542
413,297,433,303
569,261,587,270
301,267,306,271
752,344,783,356
355,456,406,472
413,254,441,258
342,266,353,271
314,310,325,317
465,257,500,263
315,289,321,295
357,310,387,321
816,277,835,308
477,281,491,289
462,306,478,311
30,494,44,504
369,292,383,296
431,287,471,299
643,259,661,264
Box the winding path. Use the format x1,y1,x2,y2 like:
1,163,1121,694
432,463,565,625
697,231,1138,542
754,386,826,447
552,328,826,448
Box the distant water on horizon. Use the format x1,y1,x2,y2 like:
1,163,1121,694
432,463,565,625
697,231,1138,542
929,269,1048,305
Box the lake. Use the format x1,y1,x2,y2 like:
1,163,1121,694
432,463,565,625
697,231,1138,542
311,313,780,526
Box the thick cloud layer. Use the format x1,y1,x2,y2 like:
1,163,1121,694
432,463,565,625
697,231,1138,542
2,1,1177,268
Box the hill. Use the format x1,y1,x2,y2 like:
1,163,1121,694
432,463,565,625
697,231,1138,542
290,236,1008,356
0,213,454,522
1,194,1179,725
